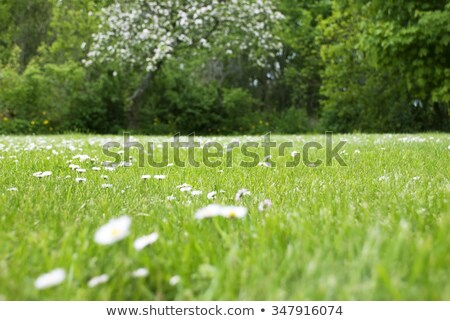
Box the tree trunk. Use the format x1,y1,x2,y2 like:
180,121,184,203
127,61,163,130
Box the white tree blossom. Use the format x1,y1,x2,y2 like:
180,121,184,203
85,0,284,71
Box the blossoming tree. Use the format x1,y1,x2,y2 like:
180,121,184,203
85,0,284,128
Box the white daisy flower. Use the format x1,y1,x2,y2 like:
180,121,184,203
191,190,202,196
34,268,66,290
235,188,251,201
220,206,247,219
101,184,112,189
133,232,159,251
73,154,91,162
169,275,181,286
180,186,192,192
154,175,167,180
76,168,86,173
141,175,151,180
167,163,174,167
92,167,101,171
258,199,272,212
207,191,217,200
132,268,149,278
176,183,191,189
94,216,131,245
120,161,132,167
195,204,222,220
7,187,18,192
104,166,115,171
69,164,80,170
101,175,108,180
33,171,52,178
75,178,87,183
166,195,176,201
87,274,109,288
354,149,361,154
257,161,272,167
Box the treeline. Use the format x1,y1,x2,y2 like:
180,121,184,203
0,0,448,134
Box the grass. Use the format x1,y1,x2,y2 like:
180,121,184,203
0,133,449,300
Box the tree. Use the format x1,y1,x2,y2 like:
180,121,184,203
86,0,284,129
350,0,450,130
275,0,331,127
318,0,450,132
0,0,52,71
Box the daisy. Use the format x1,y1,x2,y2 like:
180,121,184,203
169,275,181,286
176,183,191,189
101,184,113,189
33,171,52,178
87,274,109,288
94,216,131,245
207,191,217,200
75,178,86,183
100,175,108,180
76,168,86,173
92,167,101,171
69,164,80,170
141,175,151,180
154,175,167,180
257,161,272,167
73,154,91,162
133,232,159,251
120,161,132,167
7,187,18,192
166,195,176,201
220,206,247,219
258,199,272,212
195,204,222,219
34,268,66,290
235,188,251,201
180,186,192,192
132,268,149,278
191,190,202,196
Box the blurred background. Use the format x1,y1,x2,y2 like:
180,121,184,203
0,0,449,135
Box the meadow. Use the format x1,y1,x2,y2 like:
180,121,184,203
0,134,449,300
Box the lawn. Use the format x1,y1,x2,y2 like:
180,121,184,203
0,134,449,300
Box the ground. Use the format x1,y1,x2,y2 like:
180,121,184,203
0,134,449,300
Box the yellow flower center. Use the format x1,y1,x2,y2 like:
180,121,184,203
111,228,120,236
229,212,236,218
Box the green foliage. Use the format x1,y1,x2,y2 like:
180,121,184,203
0,0,52,70
0,61,126,134
0,0,448,134
318,1,449,132
276,0,331,123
